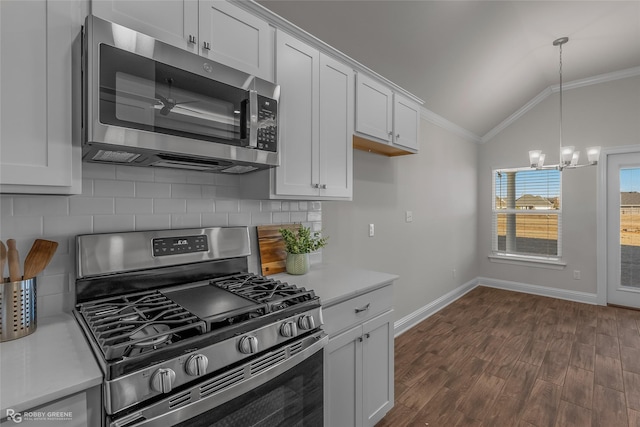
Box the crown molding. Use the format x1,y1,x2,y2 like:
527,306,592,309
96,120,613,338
481,66,640,143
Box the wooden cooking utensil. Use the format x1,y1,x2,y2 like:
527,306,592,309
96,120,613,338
23,239,59,280
0,241,6,282
7,239,21,282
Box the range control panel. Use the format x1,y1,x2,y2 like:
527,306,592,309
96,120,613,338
152,235,209,257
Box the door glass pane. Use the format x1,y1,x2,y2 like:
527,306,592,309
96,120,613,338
621,168,640,287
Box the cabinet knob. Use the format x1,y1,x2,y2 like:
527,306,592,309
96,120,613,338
365,333,370,339
312,183,320,189
358,337,363,342
203,41,211,50
188,35,196,44
396,134,400,139
321,184,327,189
388,131,393,140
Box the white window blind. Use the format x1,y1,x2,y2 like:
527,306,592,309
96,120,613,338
492,168,562,259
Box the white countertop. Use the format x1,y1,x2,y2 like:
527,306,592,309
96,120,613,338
272,263,399,307
0,313,102,414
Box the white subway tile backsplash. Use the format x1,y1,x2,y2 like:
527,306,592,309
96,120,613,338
251,212,272,225
262,201,281,212
307,212,322,222
240,200,261,212
136,182,172,199
2,163,321,316
229,213,251,226
290,212,307,223
171,214,202,228
187,199,214,213
70,197,114,215
94,180,135,197
202,213,228,227
0,216,43,239
83,163,116,180
172,184,202,199
215,200,239,213
94,215,135,233
272,212,290,224
154,168,188,184
14,196,69,216
154,198,187,214
135,214,171,230
116,165,155,182
116,198,153,214
44,215,92,236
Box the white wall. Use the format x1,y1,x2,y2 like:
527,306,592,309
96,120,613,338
477,75,640,295
0,163,322,317
322,119,478,323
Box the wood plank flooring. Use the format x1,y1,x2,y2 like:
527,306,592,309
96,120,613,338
376,286,640,427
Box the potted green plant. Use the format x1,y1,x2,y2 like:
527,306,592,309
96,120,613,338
279,225,328,275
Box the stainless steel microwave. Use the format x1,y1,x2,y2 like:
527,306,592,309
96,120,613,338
82,15,279,174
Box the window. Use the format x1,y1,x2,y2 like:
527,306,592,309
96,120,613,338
492,168,561,259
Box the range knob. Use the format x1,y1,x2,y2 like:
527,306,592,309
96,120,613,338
298,315,315,331
150,368,176,394
238,335,259,354
280,320,298,338
185,354,209,377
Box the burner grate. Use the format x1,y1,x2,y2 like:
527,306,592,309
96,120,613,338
211,273,317,312
78,290,207,360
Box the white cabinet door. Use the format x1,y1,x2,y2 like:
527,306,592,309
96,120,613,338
199,0,274,81
274,30,320,197
91,0,199,53
0,0,81,194
319,54,353,199
362,310,395,426
355,73,393,143
325,325,363,427
393,94,420,152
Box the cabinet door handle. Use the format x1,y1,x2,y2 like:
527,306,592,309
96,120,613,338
312,183,320,189
358,337,363,342
355,303,370,314
188,35,196,44
321,184,327,189
203,42,211,50
388,131,393,140
365,333,370,339
396,134,400,139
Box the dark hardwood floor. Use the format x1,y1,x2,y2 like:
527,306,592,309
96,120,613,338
376,286,640,427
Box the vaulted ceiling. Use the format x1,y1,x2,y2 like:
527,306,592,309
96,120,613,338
257,0,640,141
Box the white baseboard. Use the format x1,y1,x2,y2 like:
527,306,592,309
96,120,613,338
393,276,599,337
393,278,479,337
477,277,599,305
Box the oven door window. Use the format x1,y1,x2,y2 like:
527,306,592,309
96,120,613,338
176,351,323,427
99,44,248,145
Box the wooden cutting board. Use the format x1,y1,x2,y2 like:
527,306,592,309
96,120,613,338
256,224,300,276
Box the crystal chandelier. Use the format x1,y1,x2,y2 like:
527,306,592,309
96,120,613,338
528,37,600,170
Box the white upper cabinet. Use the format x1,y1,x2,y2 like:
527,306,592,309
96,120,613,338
91,0,199,53
355,72,420,155
355,73,393,143
91,0,274,81
0,0,82,194
199,0,274,81
393,93,420,152
242,30,353,200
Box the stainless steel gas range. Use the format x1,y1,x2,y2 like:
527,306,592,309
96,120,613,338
73,227,326,427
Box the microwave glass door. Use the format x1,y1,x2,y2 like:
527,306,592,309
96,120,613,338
99,44,248,145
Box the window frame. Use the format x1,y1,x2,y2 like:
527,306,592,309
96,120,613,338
490,167,564,265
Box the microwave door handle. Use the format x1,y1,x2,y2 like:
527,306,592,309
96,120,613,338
248,90,258,148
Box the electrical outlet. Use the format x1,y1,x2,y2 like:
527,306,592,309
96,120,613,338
573,270,581,280
369,223,374,237
405,211,413,223
452,268,457,279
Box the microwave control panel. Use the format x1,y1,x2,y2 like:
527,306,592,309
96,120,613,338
256,95,277,152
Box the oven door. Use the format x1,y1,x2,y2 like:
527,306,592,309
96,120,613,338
110,331,327,427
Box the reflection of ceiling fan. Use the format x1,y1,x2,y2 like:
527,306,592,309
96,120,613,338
155,77,198,116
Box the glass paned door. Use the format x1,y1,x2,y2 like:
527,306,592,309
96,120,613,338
607,152,640,307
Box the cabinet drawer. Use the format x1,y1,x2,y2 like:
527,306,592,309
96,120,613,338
322,284,393,336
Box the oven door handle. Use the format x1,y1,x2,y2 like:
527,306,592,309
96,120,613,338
111,331,328,427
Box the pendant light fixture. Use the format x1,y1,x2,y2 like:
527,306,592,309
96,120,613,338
528,37,600,170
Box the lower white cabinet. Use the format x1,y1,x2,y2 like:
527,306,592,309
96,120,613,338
0,0,83,194
323,284,394,427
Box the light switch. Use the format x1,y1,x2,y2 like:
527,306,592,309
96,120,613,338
369,224,375,237
405,211,413,223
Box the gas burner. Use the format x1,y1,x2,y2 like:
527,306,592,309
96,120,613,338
131,324,172,347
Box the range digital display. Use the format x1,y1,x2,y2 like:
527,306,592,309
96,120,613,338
152,235,209,256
